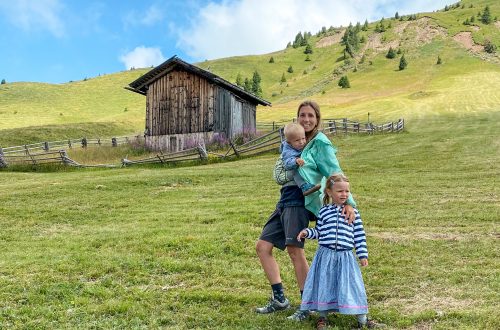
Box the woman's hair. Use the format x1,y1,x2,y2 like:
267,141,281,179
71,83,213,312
297,100,322,133
323,173,349,205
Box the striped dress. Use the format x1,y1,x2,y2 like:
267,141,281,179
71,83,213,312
300,204,369,315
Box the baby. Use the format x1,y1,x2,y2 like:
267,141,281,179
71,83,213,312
281,123,321,196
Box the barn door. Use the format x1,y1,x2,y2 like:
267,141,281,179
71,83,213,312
231,98,243,138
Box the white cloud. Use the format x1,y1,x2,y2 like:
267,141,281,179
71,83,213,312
123,5,163,28
119,46,166,69
175,0,456,61
0,0,65,37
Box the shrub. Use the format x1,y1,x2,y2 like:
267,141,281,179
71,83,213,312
399,55,408,70
484,40,497,53
338,75,350,88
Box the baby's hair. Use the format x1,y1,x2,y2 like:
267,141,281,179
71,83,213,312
283,122,305,142
323,173,349,205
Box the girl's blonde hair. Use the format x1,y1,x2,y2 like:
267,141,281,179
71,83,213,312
323,173,349,205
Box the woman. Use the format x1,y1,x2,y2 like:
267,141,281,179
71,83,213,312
255,100,356,316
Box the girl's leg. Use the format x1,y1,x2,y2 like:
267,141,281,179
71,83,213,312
286,245,309,291
357,314,367,326
256,239,281,285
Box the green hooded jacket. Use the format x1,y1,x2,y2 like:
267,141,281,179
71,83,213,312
298,132,356,216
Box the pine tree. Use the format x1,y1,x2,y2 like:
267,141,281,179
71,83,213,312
280,73,286,83
235,73,243,87
305,55,311,61
481,6,492,24
399,55,408,70
293,32,304,48
244,78,252,92
304,44,313,54
338,75,350,88
436,56,442,65
386,47,396,59
251,71,262,96
395,12,399,19
269,56,274,63
1,79,5,84
287,66,294,73
362,19,369,31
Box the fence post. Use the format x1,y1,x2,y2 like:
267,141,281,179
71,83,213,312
0,154,7,168
197,144,208,160
272,121,275,131
43,141,49,151
390,122,394,132
343,118,348,134
82,138,87,148
228,140,240,157
68,140,72,148
112,137,117,147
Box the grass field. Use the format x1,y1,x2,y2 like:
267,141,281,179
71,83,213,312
1,107,498,329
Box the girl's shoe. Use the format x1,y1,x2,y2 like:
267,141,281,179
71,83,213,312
356,319,386,329
316,317,328,330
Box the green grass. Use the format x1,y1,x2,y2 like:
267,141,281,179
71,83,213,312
1,109,499,329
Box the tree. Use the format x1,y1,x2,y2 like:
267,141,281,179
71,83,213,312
399,55,408,70
338,75,350,88
484,39,497,54
251,71,262,96
395,12,399,19
1,79,5,84
436,56,442,65
481,6,492,24
280,73,287,83
386,47,396,59
287,66,294,73
269,56,274,63
304,44,313,54
293,32,304,48
305,55,311,61
235,73,243,87
362,19,369,31
243,78,252,92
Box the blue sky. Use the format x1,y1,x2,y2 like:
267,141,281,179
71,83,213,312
0,0,456,84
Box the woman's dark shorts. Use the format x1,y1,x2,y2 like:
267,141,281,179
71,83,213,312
259,206,315,250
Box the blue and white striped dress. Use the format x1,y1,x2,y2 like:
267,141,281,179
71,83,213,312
300,204,369,315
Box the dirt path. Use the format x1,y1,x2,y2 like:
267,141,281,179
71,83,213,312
316,30,345,48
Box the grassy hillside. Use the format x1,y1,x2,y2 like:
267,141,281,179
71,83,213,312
1,0,499,147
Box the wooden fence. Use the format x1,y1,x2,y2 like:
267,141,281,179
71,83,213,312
0,118,404,169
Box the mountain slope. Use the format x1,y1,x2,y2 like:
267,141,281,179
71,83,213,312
0,0,499,146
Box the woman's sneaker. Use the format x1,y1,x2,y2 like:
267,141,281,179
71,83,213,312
287,309,310,321
255,296,290,314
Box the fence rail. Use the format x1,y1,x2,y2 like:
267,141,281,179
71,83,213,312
0,118,404,169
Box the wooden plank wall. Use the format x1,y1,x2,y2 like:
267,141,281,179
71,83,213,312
145,70,216,136
144,70,257,144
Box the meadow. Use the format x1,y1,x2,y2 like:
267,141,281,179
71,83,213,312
1,105,499,329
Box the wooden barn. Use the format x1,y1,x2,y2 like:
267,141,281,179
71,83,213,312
126,56,271,152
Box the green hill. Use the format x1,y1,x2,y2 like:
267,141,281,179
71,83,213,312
0,0,499,146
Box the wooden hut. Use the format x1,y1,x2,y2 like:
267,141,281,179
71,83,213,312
126,56,271,152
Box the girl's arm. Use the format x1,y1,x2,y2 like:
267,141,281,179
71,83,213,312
353,211,368,260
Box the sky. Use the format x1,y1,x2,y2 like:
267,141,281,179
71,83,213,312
0,0,457,84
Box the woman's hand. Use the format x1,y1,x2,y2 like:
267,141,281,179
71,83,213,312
342,204,356,224
360,259,368,267
297,229,307,241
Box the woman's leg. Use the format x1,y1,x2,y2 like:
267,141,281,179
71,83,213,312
256,239,281,285
286,245,309,291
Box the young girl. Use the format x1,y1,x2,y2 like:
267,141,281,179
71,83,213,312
295,174,382,329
